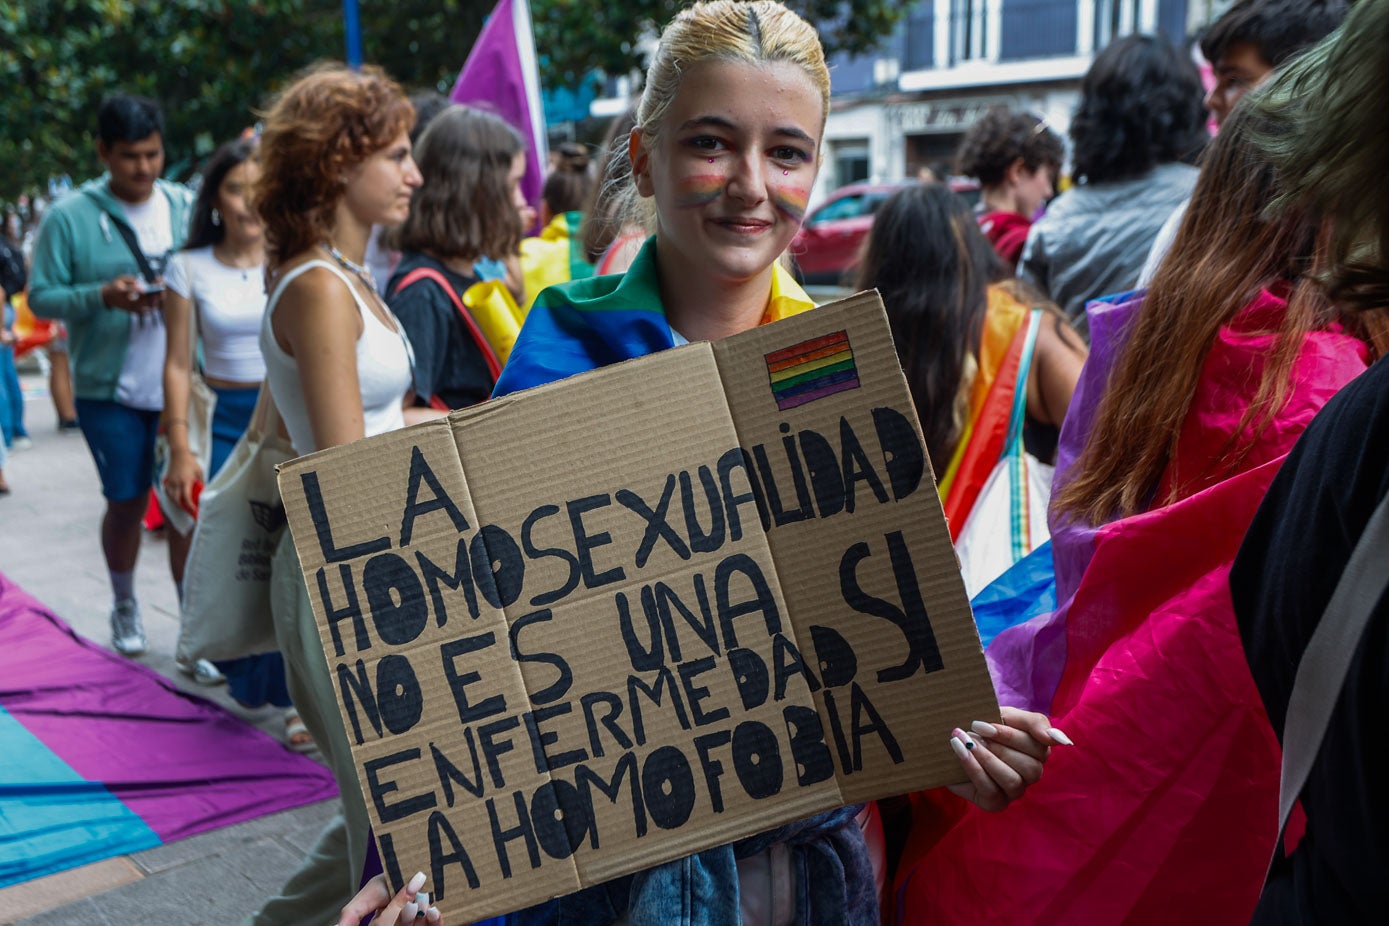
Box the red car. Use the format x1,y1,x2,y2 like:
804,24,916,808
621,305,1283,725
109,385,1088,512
790,179,981,285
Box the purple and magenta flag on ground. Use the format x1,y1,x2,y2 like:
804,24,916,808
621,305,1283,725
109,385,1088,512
0,570,336,888
451,0,547,219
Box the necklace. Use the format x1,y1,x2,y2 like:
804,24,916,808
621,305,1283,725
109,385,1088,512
213,244,262,281
321,242,403,338
211,242,262,279
324,243,377,291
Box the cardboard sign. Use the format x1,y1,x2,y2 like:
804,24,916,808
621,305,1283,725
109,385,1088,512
277,291,999,918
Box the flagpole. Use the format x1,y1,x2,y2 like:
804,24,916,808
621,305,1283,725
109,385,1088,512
343,0,364,69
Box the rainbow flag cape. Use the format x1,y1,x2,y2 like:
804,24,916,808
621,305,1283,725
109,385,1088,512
495,237,813,396
937,287,1032,538
10,291,57,359
0,571,336,888
894,288,1375,925
519,212,595,312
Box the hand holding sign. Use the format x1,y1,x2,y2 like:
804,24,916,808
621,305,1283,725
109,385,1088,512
339,872,444,925
947,707,1070,812
280,292,1006,919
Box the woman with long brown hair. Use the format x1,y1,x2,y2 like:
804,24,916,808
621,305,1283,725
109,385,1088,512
580,107,648,275
894,96,1388,924
855,183,1085,594
1053,111,1386,522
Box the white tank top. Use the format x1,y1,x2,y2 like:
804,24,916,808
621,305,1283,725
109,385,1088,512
260,259,412,456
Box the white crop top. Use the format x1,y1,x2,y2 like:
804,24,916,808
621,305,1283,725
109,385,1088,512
259,260,412,456
165,247,267,383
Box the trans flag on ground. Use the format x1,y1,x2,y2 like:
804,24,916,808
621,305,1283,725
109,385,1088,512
0,571,336,888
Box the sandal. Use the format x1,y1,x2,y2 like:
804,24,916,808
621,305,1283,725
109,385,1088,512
284,710,316,753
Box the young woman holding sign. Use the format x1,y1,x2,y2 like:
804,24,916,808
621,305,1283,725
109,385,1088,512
485,3,1066,923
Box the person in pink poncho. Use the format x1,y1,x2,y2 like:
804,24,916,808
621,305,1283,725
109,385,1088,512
892,97,1389,924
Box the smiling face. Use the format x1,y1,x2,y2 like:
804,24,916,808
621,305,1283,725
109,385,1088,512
633,58,823,288
341,130,423,228
216,159,263,247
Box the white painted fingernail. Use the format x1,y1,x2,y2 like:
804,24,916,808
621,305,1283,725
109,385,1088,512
403,902,419,920
1048,727,1074,746
950,734,970,759
407,871,427,893
426,908,442,923
971,720,999,738
415,892,429,913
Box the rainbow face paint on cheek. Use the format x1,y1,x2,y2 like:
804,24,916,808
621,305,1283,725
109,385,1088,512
675,173,726,209
771,184,809,222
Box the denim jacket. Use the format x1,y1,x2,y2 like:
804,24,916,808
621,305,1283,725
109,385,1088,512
507,805,877,926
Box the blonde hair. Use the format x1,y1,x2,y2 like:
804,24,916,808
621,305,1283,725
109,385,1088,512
625,1,830,233
637,0,830,143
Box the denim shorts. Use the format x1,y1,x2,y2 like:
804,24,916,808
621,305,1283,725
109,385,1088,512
74,398,161,502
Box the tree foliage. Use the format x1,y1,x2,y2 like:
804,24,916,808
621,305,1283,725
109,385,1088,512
0,0,489,201
2,0,905,202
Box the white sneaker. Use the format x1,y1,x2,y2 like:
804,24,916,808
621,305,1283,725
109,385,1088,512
176,658,226,686
11,436,32,451
110,600,147,656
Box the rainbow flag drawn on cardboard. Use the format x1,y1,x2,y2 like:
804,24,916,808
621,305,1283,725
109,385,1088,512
766,330,859,410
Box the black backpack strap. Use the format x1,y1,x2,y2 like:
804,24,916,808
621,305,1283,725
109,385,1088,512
106,214,159,284
86,189,164,284
1267,488,1389,881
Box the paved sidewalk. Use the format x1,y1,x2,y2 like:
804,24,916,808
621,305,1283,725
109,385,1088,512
0,372,340,925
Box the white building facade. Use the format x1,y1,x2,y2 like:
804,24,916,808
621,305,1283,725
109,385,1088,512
814,0,1210,205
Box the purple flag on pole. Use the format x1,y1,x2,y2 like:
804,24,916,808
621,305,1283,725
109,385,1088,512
451,0,548,214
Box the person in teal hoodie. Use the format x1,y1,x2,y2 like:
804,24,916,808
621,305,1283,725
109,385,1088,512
29,94,194,658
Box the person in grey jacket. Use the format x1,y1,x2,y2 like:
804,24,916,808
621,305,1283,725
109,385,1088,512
1019,35,1207,339
29,94,194,657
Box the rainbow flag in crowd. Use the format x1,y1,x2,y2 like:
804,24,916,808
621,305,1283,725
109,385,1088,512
0,571,336,888
451,0,547,220
494,237,814,397
519,212,595,312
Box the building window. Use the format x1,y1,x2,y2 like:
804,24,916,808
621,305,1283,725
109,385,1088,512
832,140,872,189
904,5,936,70
1093,0,1144,48
1000,0,1079,61
950,0,989,64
